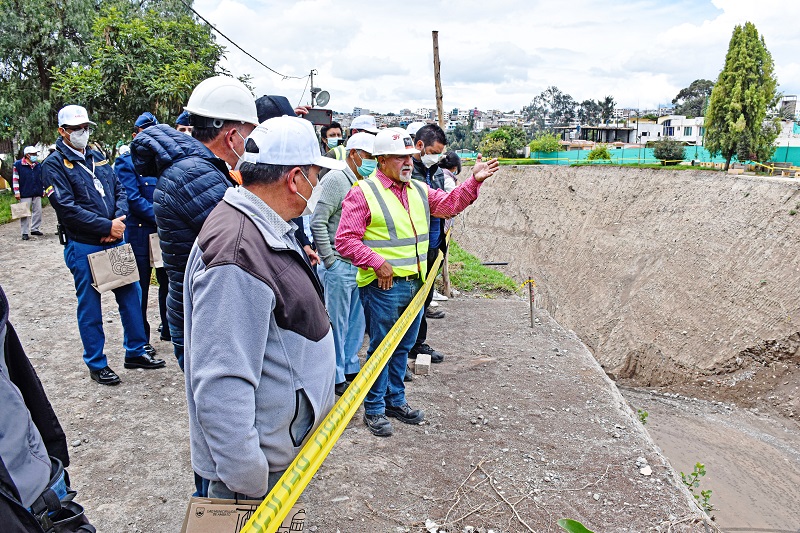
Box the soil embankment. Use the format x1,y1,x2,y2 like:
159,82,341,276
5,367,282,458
456,166,800,417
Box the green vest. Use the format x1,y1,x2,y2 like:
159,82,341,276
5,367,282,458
332,144,347,160
355,177,430,287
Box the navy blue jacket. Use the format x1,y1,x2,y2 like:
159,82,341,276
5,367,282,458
115,151,157,260
130,124,234,336
412,157,445,250
42,137,128,245
12,160,43,198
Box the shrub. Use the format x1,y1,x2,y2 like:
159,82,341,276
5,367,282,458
529,132,561,153
586,145,611,161
477,137,506,159
652,138,686,165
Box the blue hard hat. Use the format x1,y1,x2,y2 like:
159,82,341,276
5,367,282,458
134,112,159,129
176,110,191,126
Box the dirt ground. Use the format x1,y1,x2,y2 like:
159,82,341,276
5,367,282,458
1,206,723,532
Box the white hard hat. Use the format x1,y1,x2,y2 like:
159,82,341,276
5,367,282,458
243,116,345,171
184,75,258,125
372,128,420,156
345,132,375,154
58,105,96,127
23,146,37,155
406,122,426,136
350,114,379,133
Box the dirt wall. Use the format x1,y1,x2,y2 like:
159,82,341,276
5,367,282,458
456,166,800,398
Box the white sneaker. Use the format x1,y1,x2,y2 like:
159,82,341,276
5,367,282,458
432,290,448,301
429,301,439,308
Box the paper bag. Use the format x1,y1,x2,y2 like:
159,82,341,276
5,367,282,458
149,232,164,268
86,243,140,293
11,201,31,220
181,497,306,533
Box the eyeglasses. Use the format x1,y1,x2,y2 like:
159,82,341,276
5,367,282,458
63,125,95,134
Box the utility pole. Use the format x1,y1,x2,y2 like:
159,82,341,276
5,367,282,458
432,31,444,127
432,30,451,296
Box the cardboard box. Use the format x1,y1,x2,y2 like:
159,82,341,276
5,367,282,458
181,497,306,533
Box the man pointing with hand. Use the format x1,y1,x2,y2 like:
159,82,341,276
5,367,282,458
336,128,499,437
42,105,164,386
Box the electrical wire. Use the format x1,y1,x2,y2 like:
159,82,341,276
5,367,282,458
296,74,311,107
176,0,307,81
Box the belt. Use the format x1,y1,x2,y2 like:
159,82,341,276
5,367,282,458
393,274,420,282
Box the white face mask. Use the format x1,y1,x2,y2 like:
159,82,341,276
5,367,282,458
69,129,90,150
421,152,442,168
231,130,247,170
296,169,321,216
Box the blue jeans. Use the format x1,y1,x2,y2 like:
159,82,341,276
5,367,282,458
359,278,423,416
63,240,147,371
322,260,365,384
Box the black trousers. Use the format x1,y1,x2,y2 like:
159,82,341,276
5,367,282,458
134,254,169,342
414,245,445,347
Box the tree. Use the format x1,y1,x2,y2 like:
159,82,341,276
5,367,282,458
704,22,780,169
577,100,602,125
586,145,611,161
477,126,527,158
0,0,96,146
51,1,224,150
672,79,714,117
529,132,561,153
652,138,685,165
599,96,616,123
522,86,576,133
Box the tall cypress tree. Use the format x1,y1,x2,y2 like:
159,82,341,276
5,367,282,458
704,22,780,170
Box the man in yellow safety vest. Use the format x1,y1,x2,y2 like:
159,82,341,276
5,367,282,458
335,128,498,437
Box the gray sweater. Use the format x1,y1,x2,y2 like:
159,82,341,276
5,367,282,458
310,165,359,268
184,187,335,498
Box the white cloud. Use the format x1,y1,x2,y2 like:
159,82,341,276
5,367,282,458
194,0,800,114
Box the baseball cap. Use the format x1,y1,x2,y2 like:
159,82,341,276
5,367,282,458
58,105,96,127
345,132,375,154
175,110,191,126
350,114,379,133
243,116,346,170
255,95,297,122
406,121,426,136
23,146,37,155
134,112,159,129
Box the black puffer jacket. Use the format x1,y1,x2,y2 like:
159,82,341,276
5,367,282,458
130,125,235,337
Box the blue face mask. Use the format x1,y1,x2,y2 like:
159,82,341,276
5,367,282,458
354,152,377,177
327,137,342,149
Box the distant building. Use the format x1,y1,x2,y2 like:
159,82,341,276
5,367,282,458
658,115,705,144
353,107,370,117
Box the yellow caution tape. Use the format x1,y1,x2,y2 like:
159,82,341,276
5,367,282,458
520,278,536,288
239,236,448,533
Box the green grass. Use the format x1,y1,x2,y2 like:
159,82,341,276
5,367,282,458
446,241,518,294
0,189,50,225
461,158,541,166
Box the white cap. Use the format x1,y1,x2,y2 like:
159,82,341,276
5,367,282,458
243,116,346,170
350,114,379,133
58,105,96,127
406,121,426,136
23,146,37,155
345,132,375,154
372,128,420,156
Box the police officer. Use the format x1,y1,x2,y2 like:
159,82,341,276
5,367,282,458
42,105,165,386
115,112,170,356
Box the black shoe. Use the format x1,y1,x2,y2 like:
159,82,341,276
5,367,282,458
404,365,413,382
410,343,444,363
363,413,394,437
425,307,445,319
344,372,359,382
334,381,348,396
21,234,29,241
143,343,157,357
386,403,425,424
90,366,121,385
124,352,166,369
31,230,44,236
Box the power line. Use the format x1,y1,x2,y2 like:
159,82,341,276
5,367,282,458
297,74,311,107
176,0,308,81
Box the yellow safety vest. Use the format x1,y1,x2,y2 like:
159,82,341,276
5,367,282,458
355,177,430,287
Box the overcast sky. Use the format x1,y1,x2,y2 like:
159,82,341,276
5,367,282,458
194,0,800,115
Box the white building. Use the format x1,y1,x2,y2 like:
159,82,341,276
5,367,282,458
658,115,705,144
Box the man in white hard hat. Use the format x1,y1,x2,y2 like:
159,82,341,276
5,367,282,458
335,128,499,437
41,105,165,386
310,132,376,397
130,75,258,374
184,116,344,499
13,146,44,240
325,113,379,162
